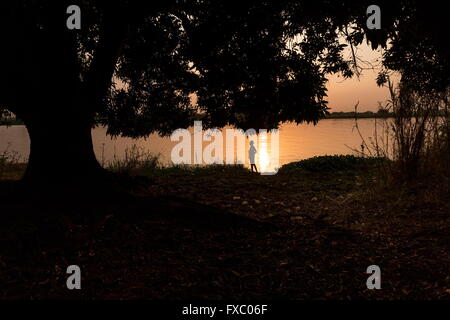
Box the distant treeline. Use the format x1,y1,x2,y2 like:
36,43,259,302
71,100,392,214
325,110,393,119
325,109,449,119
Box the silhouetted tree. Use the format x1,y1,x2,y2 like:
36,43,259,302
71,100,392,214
373,1,450,92
0,0,447,184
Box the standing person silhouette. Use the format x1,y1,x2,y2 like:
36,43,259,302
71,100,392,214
249,140,258,173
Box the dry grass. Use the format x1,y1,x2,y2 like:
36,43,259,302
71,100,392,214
0,143,23,180
106,144,161,174
355,80,450,186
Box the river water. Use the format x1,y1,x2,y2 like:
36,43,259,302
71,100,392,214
0,118,390,168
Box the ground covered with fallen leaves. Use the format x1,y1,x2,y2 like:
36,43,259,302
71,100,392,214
1,156,450,299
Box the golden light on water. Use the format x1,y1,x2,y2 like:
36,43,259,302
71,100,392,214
257,134,271,172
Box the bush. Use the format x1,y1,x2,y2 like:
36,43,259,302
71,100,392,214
0,144,21,179
278,155,386,174
106,145,161,174
386,82,449,181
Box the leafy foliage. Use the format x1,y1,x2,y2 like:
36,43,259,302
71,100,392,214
0,0,379,139
100,1,365,134
278,155,387,173
376,1,450,92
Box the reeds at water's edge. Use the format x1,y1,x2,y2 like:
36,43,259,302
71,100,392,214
354,80,450,183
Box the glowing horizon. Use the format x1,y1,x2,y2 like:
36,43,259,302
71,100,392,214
326,43,397,112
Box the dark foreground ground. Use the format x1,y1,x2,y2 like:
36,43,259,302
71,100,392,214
1,156,450,299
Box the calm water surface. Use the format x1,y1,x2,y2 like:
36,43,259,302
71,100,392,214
0,119,389,167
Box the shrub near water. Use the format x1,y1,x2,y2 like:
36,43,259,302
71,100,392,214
362,81,450,183
0,144,21,180
278,155,387,174
107,145,161,174
106,145,249,176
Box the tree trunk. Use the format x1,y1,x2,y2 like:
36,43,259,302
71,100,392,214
22,116,105,185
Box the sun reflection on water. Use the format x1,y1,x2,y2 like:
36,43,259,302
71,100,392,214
258,134,270,172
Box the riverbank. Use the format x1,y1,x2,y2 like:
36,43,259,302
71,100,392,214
324,111,393,119
0,156,449,299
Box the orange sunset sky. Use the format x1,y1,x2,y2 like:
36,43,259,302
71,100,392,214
326,43,394,112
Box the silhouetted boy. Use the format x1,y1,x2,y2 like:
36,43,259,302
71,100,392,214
249,140,258,173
